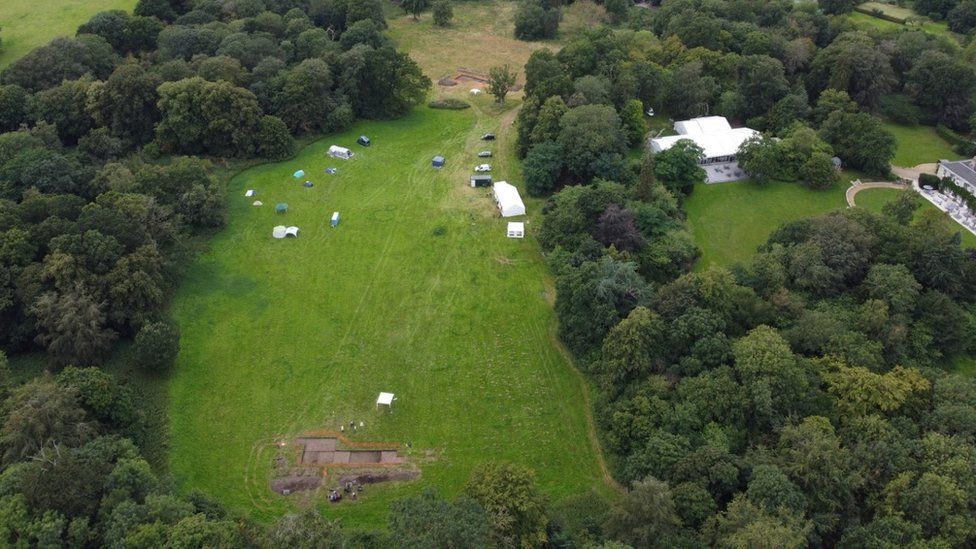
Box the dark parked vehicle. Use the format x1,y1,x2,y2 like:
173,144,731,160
481,133,495,141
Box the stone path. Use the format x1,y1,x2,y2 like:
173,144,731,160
846,180,909,207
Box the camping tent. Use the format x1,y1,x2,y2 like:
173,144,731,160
276,203,288,214
470,89,482,95
293,170,305,178
331,211,340,227
272,226,287,239
252,200,263,206
285,226,299,237
507,222,525,238
245,189,254,197
376,392,395,411
492,182,526,217
432,155,445,168
328,145,354,159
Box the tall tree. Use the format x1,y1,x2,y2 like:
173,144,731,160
488,64,517,104
31,284,117,366
465,462,548,548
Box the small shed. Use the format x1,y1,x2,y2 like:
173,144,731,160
376,392,395,411
272,225,287,239
293,170,305,178
507,222,525,238
285,226,300,237
493,182,526,217
331,211,340,228
357,135,371,146
276,203,288,214
432,155,445,168
470,175,493,188
328,145,354,159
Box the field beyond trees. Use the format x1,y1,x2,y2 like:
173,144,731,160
168,105,610,526
0,0,135,68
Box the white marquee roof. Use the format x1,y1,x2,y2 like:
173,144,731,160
377,392,394,406
493,182,526,217
650,127,758,160
674,116,732,135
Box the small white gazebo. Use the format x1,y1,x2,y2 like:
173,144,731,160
507,222,524,238
376,392,395,412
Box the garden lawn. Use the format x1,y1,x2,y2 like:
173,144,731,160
167,106,609,528
883,122,964,168
0,0,135,68
685,180,848,269
852,187,976,248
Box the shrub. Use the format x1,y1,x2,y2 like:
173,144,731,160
432,0,454,26
132,320,180,373
428,98,470,110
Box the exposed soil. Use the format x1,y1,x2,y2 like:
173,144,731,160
337,469,420,485
271,475,322,495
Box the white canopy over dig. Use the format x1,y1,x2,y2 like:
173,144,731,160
376,392,395,411
272,225,287,239
492,182,526,217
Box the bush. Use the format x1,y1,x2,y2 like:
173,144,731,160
132,320,180,373
433,0,454,26
428,98,470,110
514,0,560,40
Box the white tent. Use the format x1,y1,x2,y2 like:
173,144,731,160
492,181,526,217
245,189,255,197
673,116,732,135
285,226,300,237
376,392,395,411
327,145,354,159
252,200,263,206
507,222,524,238
272,225,287,239
470,88,482,95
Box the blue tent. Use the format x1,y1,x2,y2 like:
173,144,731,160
432,155,445,168
326,167,338,174
303,181,314,187
293,169,305,178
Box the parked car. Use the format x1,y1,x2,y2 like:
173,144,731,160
474,164,491,172
478,150,492,158
481,133,495,141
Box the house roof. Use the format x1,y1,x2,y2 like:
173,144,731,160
940,159,976,187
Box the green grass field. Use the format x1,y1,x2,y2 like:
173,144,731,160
0,0,135,68
851,187,976,248
883,122,963,168
849,8,954,38
167,104,611,527
685,180,849,269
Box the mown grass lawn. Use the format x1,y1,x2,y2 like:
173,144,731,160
167,105,610,528
685,180,849,269
852,187,976,248
0,0,135,68
883,122,964,168
848,9,954,39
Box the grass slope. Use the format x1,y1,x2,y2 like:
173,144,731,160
0,0,135,68
852,187,976,248
168,105,609,527
685,181,849,269
883,122,963,168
